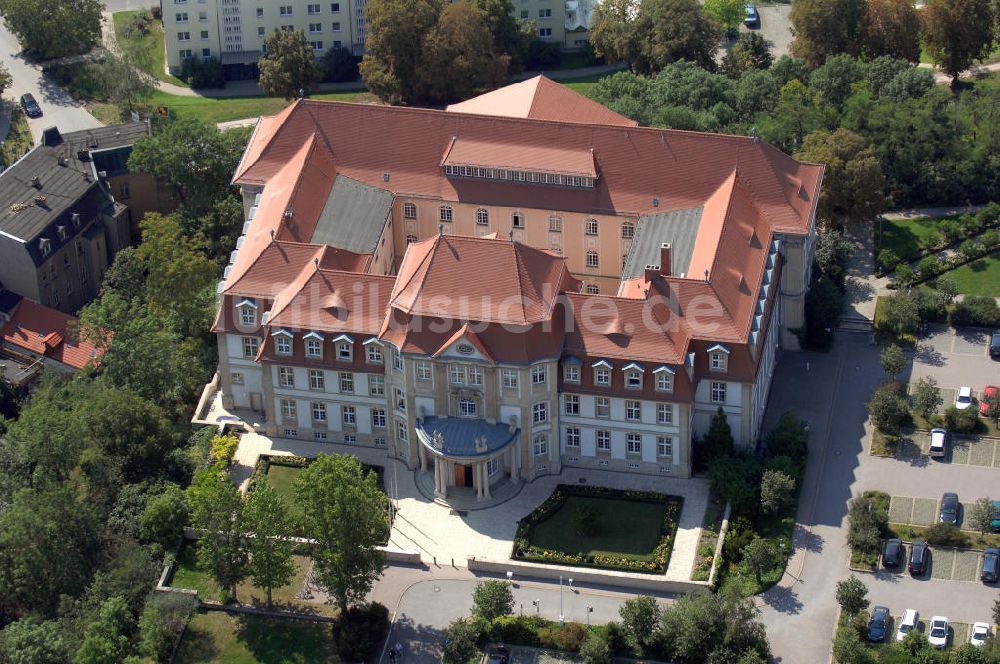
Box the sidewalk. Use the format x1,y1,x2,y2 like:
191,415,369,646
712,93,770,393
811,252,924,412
918,60,1000,85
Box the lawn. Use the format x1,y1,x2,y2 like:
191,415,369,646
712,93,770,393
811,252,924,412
264,463,306,528
113,11,189,87
174,610,337,664
940,250,1000,296
877,215,952,263
150,88,374,124
1,107,32,167
528,495,668,559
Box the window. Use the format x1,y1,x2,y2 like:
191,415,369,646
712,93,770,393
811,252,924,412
626,400,641,421
284,429,298,437
502,369,518,390
459,399,477,417
333,39,341,48
256,7,263,17
179,49,192,58
621,222,635,239
657,436,673,457
520,9,528,18
343,434,357,444
476,208,489,226
175,12,189,22
331,2,340,10
486,457,499,476
239,305,256,327
231,372,244,385
242,336,259,358
314,431,328,440
342,405,356,425
202,47,211,57
586,251,599,268
439,205,453,223
531,365,546,385
279,5,292,15
627,433,642,454
512,212,524,228
306,338,323,358
539,27,552,38
533,433,548,456
585,218,598,236
595,397,610,418
258,26,265,36
626,370,643,389
548,215,562,232
596,430,610,451
336,341,352,361
374,437,386,447
397,420,408,443
538,8,552,18
312,402,327,421
564,394,580,415
532,402,548,424
563,364,580,383
308,3,321,13
369,375,385,397
468,366,483,386
656,371,674,392
711,382,727,403
392,349,403,372
278,367,295,388
177,31,190,40
280,398,296,419
710,351,728,372
405,234,417,245
372,409,386,428
339,372,354,394
449,365,466,385
309,22,322,32
651,402,672,425
309,369,325,390
403,202,416,219
367,344,383,364
200,30,209,39
566,427,580,447
594,367,610,386
415,360,432,381
275,335,292,355
394,387,406,411
585,285,599,294
309,40,323,50
332,21,341,30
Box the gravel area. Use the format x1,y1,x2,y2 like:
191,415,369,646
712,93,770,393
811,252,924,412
952,441,972,465
931,550,956,580
969,441,995,466
889,496,914,523
953,551,983,582
912,498,939,526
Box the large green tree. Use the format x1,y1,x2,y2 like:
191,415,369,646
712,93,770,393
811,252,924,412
186,469,249,602
861,0,921,62
97,46,157,117
630,0,722,74
704,0,746,33
472,0,532,73
796,128,885,224
243,481,296,608
0,619,67,664
294,454,390,613
589,0,638,66
921,0,997,87
789,0,866,67
258,28,323,100
79,388,175,483
0,0,101,58
360,0,443,104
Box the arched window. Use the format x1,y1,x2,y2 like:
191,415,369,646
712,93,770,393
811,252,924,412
439,205,453,222
621,221,635,239
476,208,489,225
586,251,599,268
586,284,600,294
585,218,598,236
402,202,417,219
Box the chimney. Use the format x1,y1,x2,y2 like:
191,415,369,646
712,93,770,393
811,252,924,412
643,264,660,283
659,243,672,276
30,176,41,189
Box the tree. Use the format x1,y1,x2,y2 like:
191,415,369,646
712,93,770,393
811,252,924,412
789,0,865,67
759,469,796,513
140,484,189,549
80,387,175,482
294,454,390,613
360,0,442,104
138,593,197,663
657,588,770,663
922,0,997,87
935,274,959,304
97,47,157,116
835,575,870,615
186,469,249,602
619,596,660,648
880,343,906,379
701,406,735,463
243,481,296,608
258,29,322,100
867,384,909,433
795,129,885,224
704,0,746,34
832,623,875,664
321,46,359,82
810,55,866,108
734,69,780,119
756,80,835,155
741,538,777,585
628,0,722,74
471,580,514,621
0,619,67,664
579,631,614,664
876,290,921,339
590,0,639,67
861,0,921,62
878,248,901,272
417,1,510,104
968,497,995,538
911,376,943,420
472,0,532,73
0,62,11,98
0,0,102,59
441,618,480,664
74,596,134,664
721,32,774,79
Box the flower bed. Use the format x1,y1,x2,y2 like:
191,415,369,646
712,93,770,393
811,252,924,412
511,484,683,574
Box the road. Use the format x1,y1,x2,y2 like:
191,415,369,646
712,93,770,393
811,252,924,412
0,20,101,143
749,4,793,59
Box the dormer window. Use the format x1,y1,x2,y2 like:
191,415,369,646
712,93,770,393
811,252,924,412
364,338,383,364
624,363,644,389
237,298,257,327
594,368,609,385
563,362,580,383
708,344,730,372
653,366,675,392
333,334,354,361
273,329,293,356
39,238,51,257
304,331,324,359
57,226,67,241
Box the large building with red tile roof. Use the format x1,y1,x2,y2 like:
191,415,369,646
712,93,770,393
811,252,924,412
212,78,823,501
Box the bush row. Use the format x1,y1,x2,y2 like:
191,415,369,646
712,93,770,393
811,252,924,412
889,231,1000,289
879,202,1000,273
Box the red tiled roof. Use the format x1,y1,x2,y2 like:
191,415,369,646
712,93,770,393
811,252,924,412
223,240,370,298
446,75,638,127
0,299,102,370
266,267,394,335
442,137,598,178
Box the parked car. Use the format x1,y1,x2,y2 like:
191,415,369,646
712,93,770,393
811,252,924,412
908,540,929,575
744,4,760,27
868,606,890,642
19,93,42,118
982,548,999,583
990,332,1000,359
971,622,992,647
929,428,948,458
956,386,974,410
928,616,949,648
883,538,903,567
991,500,1000,532
486,646,510,664
981,386,998,416
940,492,959,524
897,609,919,642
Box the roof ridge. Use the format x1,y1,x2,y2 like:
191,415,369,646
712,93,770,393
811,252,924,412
706,169,740,280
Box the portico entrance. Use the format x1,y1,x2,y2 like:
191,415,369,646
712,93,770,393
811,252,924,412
455,463,474,487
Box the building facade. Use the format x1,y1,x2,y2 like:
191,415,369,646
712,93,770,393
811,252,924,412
210,78,823,502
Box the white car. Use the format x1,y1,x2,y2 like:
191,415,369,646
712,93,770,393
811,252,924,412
970,622,991,647
896,608,918,642
928,616,949,648
929,428,947,458
956,386,974,410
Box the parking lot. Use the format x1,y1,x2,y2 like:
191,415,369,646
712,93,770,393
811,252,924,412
875,538,988,583
869,616,974,650
909,325,999,393
897,430,1000,468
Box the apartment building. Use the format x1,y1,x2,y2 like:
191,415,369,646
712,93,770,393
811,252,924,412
211,77,823,502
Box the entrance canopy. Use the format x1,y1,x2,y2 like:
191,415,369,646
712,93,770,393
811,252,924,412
415,416,518,459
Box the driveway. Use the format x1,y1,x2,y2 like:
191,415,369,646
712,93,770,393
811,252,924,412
742,4,793,58
0,20,102,143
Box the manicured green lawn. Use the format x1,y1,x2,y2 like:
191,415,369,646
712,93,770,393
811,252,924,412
263,463,306,529
528,495,668,561
941,251,1000,296
150,88,373,124
113,11,189,87
175,610,337,663
878,216,951,263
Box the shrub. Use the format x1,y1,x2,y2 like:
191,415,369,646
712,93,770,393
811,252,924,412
471,580,514,622
572,504,600,536
959,239,979,259
925,522,968,547
332,602,389,663
441,618,481,664
914,286,947,321
537,622,588,652
867,384,909,434
708,455,760,516
847,493,889,557
877,248,901,272
579,630,613,664
949,295,1000,328
835,575,869,616
180,56,225,88
488,616,543,646
321,46,359,82
619,596,660,649
723,516,758,565
527,40,561,68
209,433,239,467
917,255,940,278
760,469,796,514
911,376,942,420
763,412,809,468
894,263,914,284
943,404,979,433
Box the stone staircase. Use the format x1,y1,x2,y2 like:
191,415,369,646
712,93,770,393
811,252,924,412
839,314,875,334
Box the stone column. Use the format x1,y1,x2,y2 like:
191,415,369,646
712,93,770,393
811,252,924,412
434,458,446,498
510,443,520,482
474,463,483,501
419,443,427,471
482,460,491,499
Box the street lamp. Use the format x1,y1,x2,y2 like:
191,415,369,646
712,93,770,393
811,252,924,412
586,605,593,626
559,575,564,624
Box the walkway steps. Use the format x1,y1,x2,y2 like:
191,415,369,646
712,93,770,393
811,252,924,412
839,316,874,333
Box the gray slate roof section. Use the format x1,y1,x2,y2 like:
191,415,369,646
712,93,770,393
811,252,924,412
622,207,703,280
415,416,519,458
310,175,394,254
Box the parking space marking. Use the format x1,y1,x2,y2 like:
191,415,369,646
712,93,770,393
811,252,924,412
889,496,914,524
895,432,1000,470
912,498,938,526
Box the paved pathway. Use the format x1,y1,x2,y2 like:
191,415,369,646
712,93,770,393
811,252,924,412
919,61,1000,85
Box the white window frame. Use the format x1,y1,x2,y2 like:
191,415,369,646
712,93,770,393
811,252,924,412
585,218,598,236
627,433,642,455
439,205,453,223
468,365,483,386
372,409,386,428
308,369,325,390
416,360,433,382
596,430,610,451
336,340,352,361
657,403,673,424
625,400,641,421
532,401,548,424
655,368,674,392
306,338,323,359
394,387,406,412
595,397,610,418
339,372,354,394
476,208,489,226
241,336,259,358
311,402,327,421
711,381,727,404
403,202,417,219
565,427,580,447
502,369,518,390
369,374,385,397
586,251,599,268
533,433,548,456
594,368,610,386
278,366,295,388
625,370,642,389
459,399,477,418
342,405,356,425
563,364,580,383
280,398,296,419
366,343,383,364
657,436,673,458
564,394,579,415
450,364,466,385
531,365,546,385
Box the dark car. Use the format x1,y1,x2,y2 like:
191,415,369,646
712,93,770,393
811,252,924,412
868,606,891,642
19,93,41,118
983,548,1000,583
908,540,929,575
990,332,1000,359
486,646,510,664
940,492,959,524
883,538,903,567
744,4,760,27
